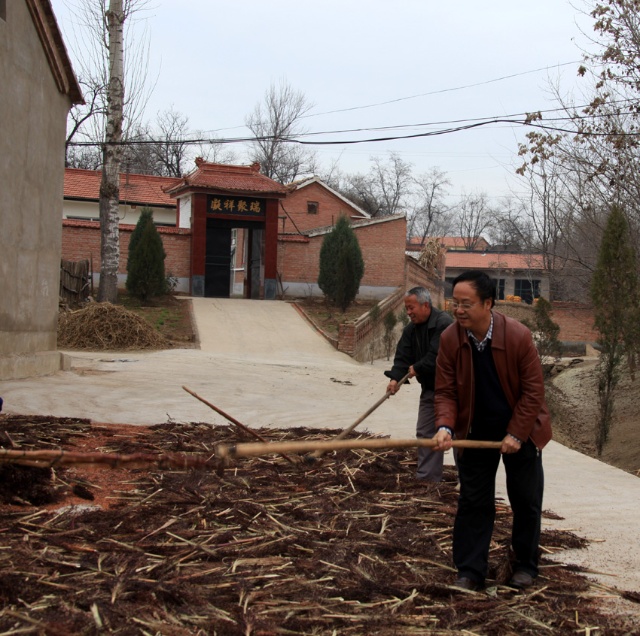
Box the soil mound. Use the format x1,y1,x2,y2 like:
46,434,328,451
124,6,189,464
58,302,168,350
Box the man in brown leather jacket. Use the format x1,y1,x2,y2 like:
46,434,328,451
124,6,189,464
433,271,552,592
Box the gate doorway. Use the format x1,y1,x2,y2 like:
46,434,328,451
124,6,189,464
205,218,264,299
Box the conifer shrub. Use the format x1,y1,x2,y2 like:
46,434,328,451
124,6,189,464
126,207,167,301
318,215,365,311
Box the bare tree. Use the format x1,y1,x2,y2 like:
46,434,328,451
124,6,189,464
98,0,126,303
63,0,154,164
343,153,413,218
245,80,317,184
456,192,494,249
66,77,105,167
515,0,640,301
407,167,451,241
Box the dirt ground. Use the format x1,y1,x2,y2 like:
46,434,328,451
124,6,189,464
548,358,640,475
1,415,638,635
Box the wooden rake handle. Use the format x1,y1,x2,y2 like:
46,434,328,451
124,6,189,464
182,386,299,466
312,371,412,459
217,437,503,460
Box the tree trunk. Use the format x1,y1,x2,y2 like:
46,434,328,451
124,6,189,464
97,0,125,303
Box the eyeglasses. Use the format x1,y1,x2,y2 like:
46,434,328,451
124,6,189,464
450,301,479,311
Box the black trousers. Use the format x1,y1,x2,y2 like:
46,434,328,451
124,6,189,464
453,440,544,583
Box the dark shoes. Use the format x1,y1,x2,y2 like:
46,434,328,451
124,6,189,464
452,576,483,592
508,570,535,589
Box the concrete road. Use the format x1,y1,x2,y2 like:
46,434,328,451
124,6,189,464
2,297,639,598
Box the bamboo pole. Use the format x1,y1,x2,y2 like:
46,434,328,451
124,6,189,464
0,439,502,470
216,438,503,461
311,372,411,460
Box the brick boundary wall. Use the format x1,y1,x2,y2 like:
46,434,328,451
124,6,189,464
550,302,598,343
61,220,192,288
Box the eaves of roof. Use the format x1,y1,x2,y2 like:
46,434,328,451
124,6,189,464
304,213,405,238
64,168,178,208
289,176,371,218
164,160,288,197
28,0,83,104
444,251,547,271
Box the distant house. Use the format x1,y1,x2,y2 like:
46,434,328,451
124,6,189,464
407,235,491,254
1,0,82,380
444,251,549,303
277,177,412,299
406,236,550,303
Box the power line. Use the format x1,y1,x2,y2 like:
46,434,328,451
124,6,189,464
68,99,640,148
190,60,585,136
302,61,584,118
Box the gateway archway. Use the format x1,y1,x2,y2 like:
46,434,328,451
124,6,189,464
165,160,287,299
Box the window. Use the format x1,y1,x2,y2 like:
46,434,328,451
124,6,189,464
307,201,319,215
492,278,505,300
0,0,6,21
514,279,540,304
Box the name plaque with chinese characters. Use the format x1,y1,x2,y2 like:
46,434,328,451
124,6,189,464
207,195,265,218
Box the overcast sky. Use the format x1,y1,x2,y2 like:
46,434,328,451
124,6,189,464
51,0,595,202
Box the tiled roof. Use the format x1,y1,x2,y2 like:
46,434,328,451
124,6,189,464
64,169,178,207
164,159,288,197
445,252,546,271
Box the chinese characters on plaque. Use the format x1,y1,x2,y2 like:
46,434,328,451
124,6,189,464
207,195,265,217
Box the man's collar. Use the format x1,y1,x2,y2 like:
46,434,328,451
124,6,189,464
467,312,493,352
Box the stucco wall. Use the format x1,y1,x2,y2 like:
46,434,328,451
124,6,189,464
0,1,73,379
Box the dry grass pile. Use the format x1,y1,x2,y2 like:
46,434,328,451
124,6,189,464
58,302,168,350
0,415,638,635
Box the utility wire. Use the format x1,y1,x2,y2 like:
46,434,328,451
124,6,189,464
68,99,640,148
302,61,584,118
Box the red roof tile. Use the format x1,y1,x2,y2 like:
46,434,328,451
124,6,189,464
445,252,546,270
64,169,178,207
164,159,288,197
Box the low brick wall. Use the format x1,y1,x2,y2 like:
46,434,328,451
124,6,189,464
61,220,192,292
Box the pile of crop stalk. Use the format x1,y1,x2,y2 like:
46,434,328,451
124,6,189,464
57,302,168,350
0,414,638,635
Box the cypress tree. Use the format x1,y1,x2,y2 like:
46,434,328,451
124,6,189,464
590,204,639,454
126,207,167,301
318,215,365,311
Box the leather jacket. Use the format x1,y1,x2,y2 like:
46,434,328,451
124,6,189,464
435,311,552,449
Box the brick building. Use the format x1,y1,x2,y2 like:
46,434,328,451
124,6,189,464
62,165,431,301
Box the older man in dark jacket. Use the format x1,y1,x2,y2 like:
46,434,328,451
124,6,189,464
433,271,552,592
385,286,453,481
